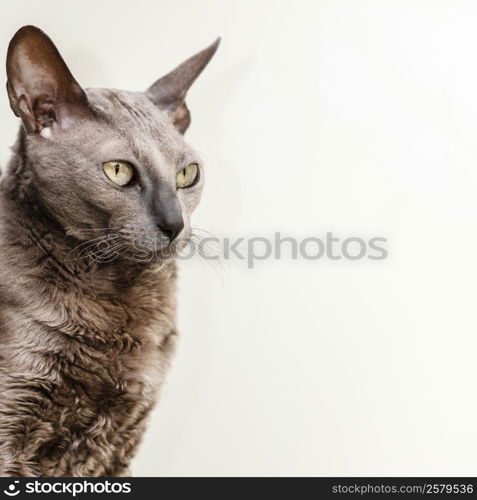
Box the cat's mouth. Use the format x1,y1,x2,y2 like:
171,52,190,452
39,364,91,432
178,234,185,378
125,235,188,264
69,227,191,268
89,231,189,265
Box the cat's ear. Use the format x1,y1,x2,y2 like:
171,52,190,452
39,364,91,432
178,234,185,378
6,25,92,134
146,38,220,134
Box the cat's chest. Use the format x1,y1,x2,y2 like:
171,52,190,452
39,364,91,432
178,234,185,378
30,276,177,408
59,306,174,394
1,261,178,444
38,313,176,438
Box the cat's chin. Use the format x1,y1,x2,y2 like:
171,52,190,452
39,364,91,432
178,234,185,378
113,243,183,268
132,253,176,268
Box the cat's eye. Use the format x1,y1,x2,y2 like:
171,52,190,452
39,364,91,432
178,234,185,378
102,161,135,186
176,163,199,189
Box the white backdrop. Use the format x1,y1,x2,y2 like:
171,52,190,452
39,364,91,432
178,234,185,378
1,0,477,476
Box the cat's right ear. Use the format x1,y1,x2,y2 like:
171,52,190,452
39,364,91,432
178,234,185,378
6,25,92,135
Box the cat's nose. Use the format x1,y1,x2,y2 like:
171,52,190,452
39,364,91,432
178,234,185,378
157,219,184,243
152,185,184,243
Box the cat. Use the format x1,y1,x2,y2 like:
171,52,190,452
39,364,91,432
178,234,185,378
0,25,219,476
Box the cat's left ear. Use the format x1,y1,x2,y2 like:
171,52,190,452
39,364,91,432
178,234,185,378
146,38,220,134
6,25,92,134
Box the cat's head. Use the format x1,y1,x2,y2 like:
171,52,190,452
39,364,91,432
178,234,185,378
5,25,219,263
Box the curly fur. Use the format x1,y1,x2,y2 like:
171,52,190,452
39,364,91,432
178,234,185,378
0,26,218,476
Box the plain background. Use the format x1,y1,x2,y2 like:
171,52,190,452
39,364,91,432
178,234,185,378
1,0,477,476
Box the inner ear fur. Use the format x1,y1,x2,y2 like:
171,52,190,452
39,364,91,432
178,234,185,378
6,25,91,134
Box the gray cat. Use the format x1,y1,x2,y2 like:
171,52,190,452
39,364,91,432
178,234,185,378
0,25,219,476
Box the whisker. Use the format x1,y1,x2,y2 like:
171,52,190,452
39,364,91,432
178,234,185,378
66,226,123,233
64,235,118,262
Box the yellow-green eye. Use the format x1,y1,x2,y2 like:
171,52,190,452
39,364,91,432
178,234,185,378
176,163,199,189
102,161,134,186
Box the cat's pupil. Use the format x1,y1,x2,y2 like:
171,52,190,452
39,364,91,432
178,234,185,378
115,164,120,176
